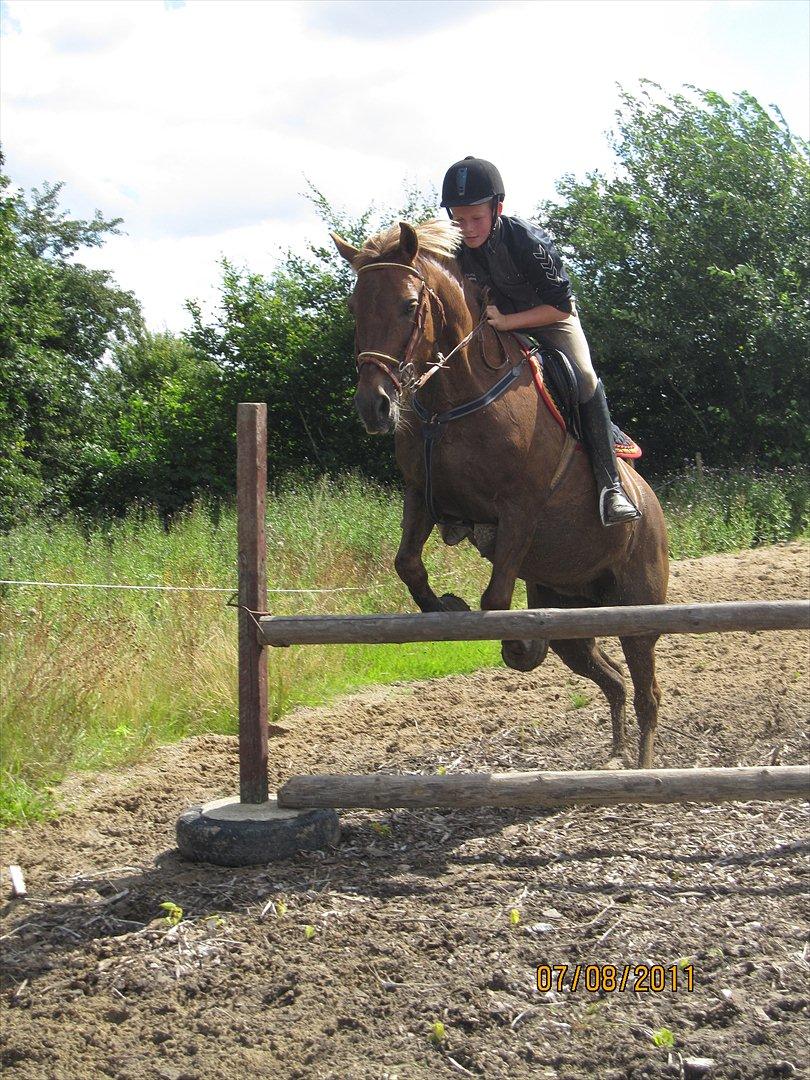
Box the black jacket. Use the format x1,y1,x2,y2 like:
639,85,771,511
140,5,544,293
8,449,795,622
459,215,573,317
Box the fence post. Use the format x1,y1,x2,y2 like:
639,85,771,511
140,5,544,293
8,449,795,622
237,403,268,803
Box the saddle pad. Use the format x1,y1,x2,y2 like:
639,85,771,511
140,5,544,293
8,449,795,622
523,347,642,460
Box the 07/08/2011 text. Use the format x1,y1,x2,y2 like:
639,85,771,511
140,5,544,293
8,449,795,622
537,963,695,994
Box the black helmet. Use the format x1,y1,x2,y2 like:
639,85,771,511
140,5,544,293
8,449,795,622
440,156,505,207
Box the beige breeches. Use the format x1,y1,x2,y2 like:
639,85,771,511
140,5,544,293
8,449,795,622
528,303,598,402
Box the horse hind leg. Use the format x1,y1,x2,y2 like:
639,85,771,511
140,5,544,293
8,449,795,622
620,634,662,769
525,584,628,764
550,638,629,766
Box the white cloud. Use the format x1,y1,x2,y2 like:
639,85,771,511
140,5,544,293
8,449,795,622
2,0,807,329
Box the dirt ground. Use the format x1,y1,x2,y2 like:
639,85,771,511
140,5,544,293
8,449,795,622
1,542,808,1080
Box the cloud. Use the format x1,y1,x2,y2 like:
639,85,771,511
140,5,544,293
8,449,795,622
2,0,807,330
0,0,21,34
47,18,133,53
304,0,498,40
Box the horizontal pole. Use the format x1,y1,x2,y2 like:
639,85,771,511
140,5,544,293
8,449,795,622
277,765,810,810
259,600,810,647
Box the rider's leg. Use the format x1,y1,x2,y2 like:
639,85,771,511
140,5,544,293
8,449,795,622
579,381,640,525
531,305,640,526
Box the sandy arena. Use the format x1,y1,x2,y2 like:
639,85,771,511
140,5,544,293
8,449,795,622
1,543,808,1080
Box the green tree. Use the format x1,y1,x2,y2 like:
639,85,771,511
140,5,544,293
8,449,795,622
77,331,224,517
0,161,143,527
183,182,439,496
539,84,809,472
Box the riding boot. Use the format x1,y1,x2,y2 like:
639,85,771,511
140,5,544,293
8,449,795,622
580,381,641,526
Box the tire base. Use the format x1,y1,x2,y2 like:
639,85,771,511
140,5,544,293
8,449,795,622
176,795,341,866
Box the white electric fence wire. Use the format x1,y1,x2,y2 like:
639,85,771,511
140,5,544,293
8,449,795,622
0,579,367,595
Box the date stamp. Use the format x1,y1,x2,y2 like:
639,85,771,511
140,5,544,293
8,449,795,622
537,963,694,994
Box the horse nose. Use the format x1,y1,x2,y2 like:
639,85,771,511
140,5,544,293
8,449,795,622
355,385,394,433
375,388,391,426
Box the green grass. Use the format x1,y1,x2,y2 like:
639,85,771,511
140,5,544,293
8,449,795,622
661,465,808,558
1,467,807,825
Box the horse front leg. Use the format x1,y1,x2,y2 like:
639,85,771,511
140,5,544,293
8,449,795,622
480,508,539,670
394,487,470,613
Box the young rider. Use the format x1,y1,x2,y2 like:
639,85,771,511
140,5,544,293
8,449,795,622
440,155,640,526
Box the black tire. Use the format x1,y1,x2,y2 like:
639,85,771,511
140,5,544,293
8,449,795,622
176,797,341,866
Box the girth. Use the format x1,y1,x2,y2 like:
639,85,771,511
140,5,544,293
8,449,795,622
411,358,526,525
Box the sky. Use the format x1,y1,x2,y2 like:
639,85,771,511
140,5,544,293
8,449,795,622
2,0,808,331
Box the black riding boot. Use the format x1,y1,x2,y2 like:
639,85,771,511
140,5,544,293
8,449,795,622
580,381,641,526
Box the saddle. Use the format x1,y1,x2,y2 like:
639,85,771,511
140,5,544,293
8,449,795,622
514,333,641,460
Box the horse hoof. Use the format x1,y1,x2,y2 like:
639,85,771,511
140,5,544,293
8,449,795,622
601,756,627,771
501,638,549,672
439,593,471,612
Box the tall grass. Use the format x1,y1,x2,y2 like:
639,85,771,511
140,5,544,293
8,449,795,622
662,465,808,558
1,468,807,825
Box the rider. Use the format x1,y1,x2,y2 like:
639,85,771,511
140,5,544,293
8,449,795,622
440,155,640,526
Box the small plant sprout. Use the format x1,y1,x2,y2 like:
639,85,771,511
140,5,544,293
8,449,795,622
651,1028,675,1048
204,914,225,929
508,908,521,926
371,822,392,838
436,765,447,776
675,956,694,969
274,899,288,918
569,691,590,709
160,902,183,926
429,1021,446,1044
304,924,316,940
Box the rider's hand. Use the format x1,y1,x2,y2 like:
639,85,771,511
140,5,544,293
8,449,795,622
485,305,511,331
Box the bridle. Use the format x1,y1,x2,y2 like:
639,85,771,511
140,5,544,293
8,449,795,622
352,258,530,528
354,261,486,394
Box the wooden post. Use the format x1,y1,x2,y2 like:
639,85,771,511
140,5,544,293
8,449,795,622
277,765,810,811
237,403,268,803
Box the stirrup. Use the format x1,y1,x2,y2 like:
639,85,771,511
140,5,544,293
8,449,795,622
599,486,641,527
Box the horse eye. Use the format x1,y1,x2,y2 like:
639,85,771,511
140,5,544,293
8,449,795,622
403,298,418,314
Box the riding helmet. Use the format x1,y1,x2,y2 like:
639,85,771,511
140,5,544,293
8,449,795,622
440,156,505,207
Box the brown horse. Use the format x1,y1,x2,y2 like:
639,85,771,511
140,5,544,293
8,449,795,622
332,220,669,768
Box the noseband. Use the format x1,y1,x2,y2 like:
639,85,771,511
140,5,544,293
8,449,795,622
354,262,446,393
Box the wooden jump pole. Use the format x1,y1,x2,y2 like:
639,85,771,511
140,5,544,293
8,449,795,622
258,600,810,647
277,765,810,810
237,402,268,803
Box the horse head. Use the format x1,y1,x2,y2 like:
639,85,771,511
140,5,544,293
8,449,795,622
332,221,461,434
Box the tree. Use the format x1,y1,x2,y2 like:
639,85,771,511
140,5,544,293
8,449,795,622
183,183,439,496
539,84,810,472
77,331,223,517
0,159,143,527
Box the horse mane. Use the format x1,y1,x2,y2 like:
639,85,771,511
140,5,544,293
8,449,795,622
353,218,463,269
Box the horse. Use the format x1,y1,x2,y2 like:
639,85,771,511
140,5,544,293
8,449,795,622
332,219,669,769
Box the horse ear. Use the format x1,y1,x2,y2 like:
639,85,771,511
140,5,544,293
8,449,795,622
398,222,419,264
331,232,360,265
